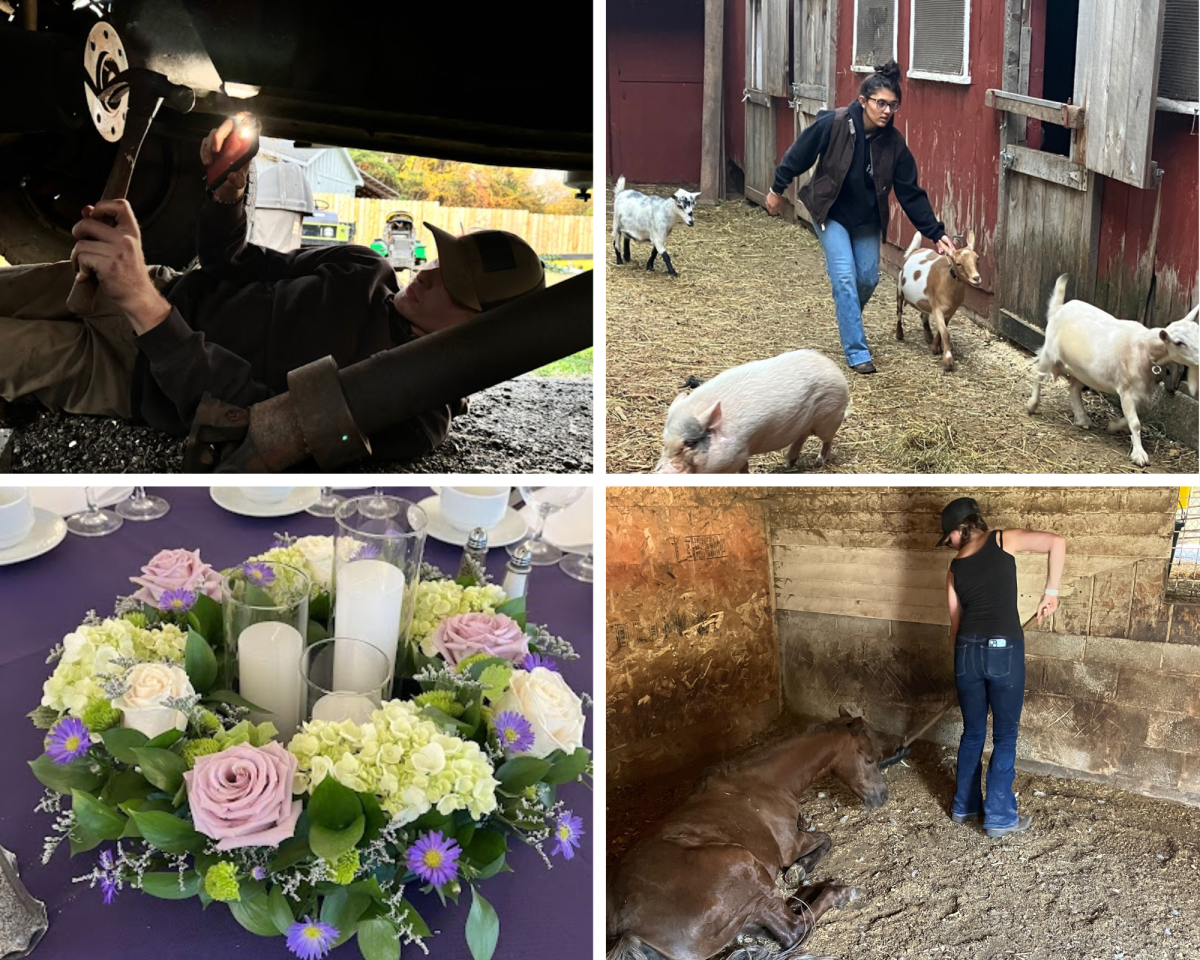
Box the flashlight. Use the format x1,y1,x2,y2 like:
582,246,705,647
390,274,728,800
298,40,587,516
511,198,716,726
206,113,261,192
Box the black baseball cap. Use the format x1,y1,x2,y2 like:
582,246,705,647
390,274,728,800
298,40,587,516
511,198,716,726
936,497,982,546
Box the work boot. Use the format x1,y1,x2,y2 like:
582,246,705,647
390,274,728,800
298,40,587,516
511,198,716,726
950,812,981,825
851,360,877,375
986,815,1032,838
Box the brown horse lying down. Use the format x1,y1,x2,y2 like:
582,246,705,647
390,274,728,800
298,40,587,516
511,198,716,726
607,711,889,960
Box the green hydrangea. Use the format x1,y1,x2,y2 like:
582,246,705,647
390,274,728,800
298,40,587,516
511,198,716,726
411,580,509,653
414,691,464,718
204,862,241,902
181,738,221,768
41,618,188,716
121,611,148,628
79,697,122,732
289,700,498,824
192,708,223,736
325,848,360,885
214,719,277,750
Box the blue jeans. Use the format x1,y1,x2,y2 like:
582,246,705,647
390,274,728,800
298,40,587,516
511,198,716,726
814,218,881,366
953,633,1025,830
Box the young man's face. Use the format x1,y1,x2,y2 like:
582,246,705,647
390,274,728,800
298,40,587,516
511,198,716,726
392,262,478,336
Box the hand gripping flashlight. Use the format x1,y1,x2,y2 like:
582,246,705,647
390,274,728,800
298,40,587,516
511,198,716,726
206,113,261,192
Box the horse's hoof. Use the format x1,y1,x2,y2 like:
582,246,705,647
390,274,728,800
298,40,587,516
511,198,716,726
782,863,806,888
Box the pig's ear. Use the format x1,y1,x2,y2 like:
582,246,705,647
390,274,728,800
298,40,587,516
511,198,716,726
697,400,722,432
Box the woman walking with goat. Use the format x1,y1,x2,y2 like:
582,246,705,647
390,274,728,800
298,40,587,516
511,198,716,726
767,60,951,375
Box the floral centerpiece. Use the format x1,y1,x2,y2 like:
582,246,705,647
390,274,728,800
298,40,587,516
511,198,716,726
27,539,590,960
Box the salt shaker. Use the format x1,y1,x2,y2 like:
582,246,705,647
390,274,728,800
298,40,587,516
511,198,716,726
457,527,489,581
502,543,533,601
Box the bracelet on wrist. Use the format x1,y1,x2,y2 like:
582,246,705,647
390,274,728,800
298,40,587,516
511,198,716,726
1044,588,1059,596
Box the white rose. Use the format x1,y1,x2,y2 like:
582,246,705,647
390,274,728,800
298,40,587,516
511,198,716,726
493,667,586,759
293,536,335,590
111,663,194,739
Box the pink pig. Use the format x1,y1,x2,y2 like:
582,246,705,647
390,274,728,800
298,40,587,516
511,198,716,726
654,349,850,473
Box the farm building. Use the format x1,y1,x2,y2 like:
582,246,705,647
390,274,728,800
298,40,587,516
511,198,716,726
607,485,1200,957
606,0,1199,342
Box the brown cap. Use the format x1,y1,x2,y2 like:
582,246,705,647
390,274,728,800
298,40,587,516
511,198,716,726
423,223,545,312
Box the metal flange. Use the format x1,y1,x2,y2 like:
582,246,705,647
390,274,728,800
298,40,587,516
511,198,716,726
83,21,128,142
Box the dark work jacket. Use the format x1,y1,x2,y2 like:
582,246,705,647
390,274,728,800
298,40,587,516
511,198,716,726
772,100,945,242
130,194,459,459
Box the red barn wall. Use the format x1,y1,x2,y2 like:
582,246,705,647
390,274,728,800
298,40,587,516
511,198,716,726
724,0,747,172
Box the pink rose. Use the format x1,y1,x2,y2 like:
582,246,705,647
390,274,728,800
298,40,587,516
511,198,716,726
183,742,301,850
130,548,223,608
431,612,530,668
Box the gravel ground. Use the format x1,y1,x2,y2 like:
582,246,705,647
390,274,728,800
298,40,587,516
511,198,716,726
1,375,592,474
609,712,1200,960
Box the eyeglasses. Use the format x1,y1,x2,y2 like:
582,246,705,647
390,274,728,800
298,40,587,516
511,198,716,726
865,96,900,112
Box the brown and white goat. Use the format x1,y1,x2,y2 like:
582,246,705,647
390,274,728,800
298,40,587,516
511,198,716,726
1028,274,1199,467
895,231,983,370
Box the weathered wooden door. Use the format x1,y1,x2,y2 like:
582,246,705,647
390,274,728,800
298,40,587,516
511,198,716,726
788,0,832,223
988,0,1167,351
744,0,789,205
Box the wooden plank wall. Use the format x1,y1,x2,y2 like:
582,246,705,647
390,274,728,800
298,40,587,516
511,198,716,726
607,488,780,787
765,486,1200,804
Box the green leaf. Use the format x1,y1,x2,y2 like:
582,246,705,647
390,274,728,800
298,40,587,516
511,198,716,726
464,829,507,868
474,853,508,880
496,595,526,627
100,727,150,764
100,769,156,806
187,593,223,644
140,871,202,900
185,628,219,693
545,747,590,785
72,789,126,840
465,887,500,960
268,884,296,935
126,809,203,854
69,822,103,856
29,754,105,795
203,689,268,712
494,756,552,793
228,880,279,937
462,656,511,681
27,705,62,730
420,705,475,737
145,728,185,749
310,591,331,626
307,619,330,644
309,814,365,862
131,747,188,794
359,792,386,845
357,918,401,960
269,836,313,873
309,774,363,831
321,886,372,946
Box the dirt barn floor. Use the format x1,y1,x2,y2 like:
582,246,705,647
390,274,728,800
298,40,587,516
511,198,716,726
608,712,1200,960
605,184,1199,475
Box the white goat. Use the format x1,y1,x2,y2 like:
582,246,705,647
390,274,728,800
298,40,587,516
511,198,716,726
611,175,700,277
1027,274,1200,466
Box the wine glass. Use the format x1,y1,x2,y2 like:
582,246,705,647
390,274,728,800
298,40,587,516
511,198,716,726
360,486,398,519
306,487,345,518
66,487,123,537
115,486,170,521
558,548,593,583
508,486,585,566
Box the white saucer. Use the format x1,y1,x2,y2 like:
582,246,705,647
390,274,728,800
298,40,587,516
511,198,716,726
210,487,322,518
0,508,68,566
418,495,529,548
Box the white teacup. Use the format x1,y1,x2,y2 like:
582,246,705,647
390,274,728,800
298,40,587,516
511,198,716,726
438,486,510,532
0,487,35,550
241,487,295,505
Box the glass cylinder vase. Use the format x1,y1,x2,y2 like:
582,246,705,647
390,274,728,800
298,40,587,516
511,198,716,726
222,560,311,742
301,637,394,725
332,495,427,688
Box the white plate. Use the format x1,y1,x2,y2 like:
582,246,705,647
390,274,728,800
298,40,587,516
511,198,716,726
210,487,322,518
28,487,134,518
0,508,68,566
418,495,529,548
519,487,593,553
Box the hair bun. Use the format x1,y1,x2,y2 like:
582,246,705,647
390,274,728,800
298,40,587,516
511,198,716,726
875,59,901,81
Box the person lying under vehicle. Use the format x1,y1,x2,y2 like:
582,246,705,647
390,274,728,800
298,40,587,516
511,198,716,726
0,120,545,462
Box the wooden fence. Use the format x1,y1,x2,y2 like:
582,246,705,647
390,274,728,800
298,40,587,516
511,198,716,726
313,195,592,256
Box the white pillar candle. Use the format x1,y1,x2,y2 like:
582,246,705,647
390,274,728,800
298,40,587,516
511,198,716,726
311,692,379,725
238,621,305,742
334,559,406,680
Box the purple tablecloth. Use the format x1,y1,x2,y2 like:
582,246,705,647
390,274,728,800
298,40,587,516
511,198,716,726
0,487,592,960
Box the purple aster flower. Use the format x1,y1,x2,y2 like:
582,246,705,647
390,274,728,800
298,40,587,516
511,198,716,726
251,866,267,881
522,652,558,672
242,562,276,586
44,716,90,764
405,830,461,887
552,810,584,860
355,543,380,560
493,711,535,754
159,588,196,613
100,873,118,904
98,849,115,871
96,848,118,904
286,916,338,960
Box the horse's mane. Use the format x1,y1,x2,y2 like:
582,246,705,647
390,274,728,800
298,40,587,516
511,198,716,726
689,719,847,795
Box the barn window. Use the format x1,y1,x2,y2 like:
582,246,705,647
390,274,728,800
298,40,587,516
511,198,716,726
908,0,971,84
1157,0,1199,113
852,0,897,74
1167,488,1200,602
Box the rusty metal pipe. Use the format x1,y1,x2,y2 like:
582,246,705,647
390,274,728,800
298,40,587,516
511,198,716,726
208,270,592,472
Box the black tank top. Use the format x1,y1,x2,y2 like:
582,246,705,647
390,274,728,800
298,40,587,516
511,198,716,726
950,530,1024,640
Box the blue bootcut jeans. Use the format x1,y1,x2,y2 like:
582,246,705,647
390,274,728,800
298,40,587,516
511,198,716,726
953,632,1026,830
814,218,881,367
